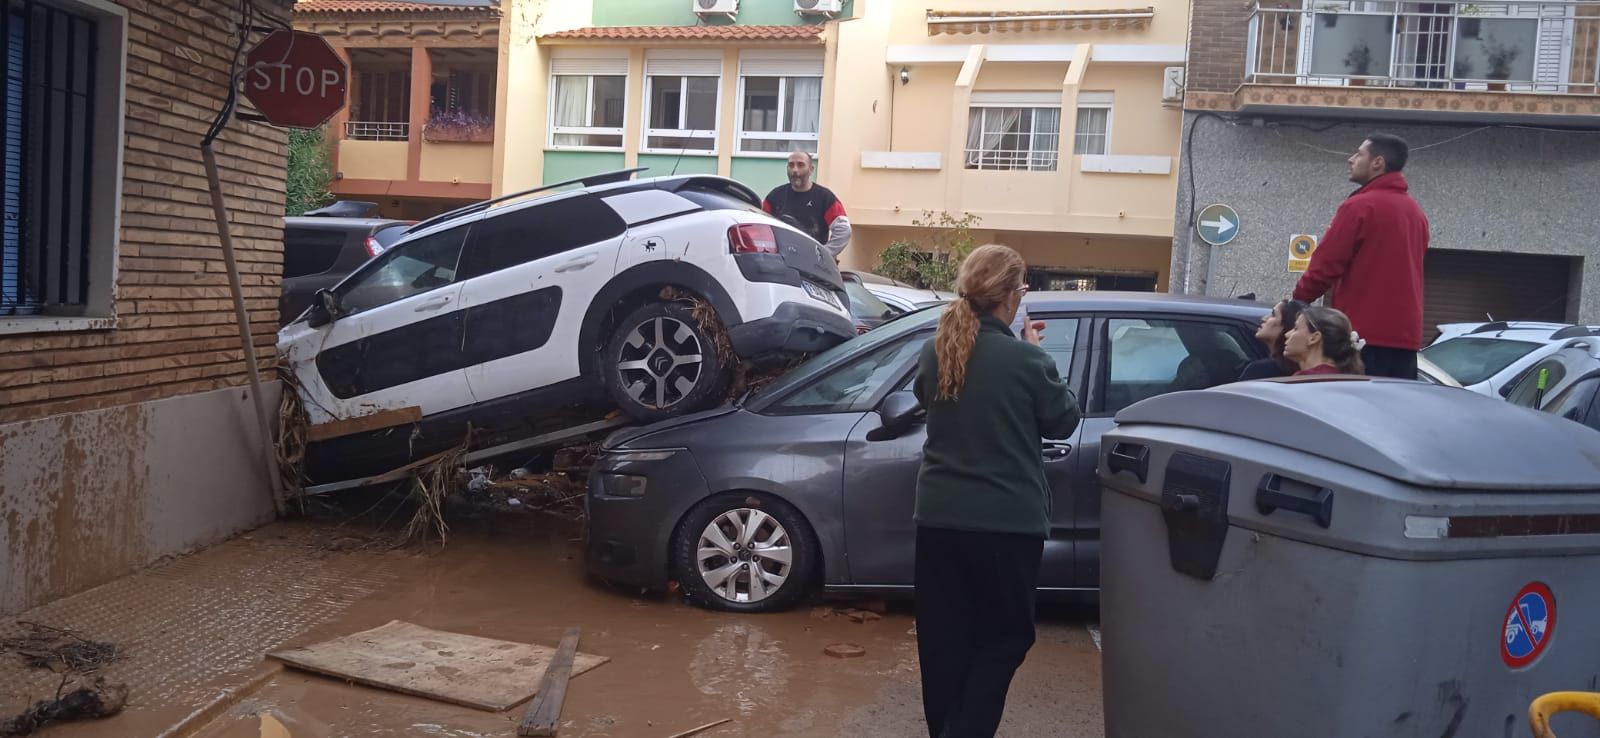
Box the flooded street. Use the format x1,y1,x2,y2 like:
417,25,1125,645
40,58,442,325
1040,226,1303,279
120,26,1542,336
1,504,1103,738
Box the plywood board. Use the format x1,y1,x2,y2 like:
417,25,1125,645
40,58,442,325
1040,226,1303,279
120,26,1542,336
268,620,607,712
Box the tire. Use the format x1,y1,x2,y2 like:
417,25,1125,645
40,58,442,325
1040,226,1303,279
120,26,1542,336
672,492,818,613
602,301,731,423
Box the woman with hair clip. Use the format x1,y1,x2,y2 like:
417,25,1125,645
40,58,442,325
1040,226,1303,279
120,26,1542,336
911,244,1081,738
1284,305,1367,376
1238,299,1308,381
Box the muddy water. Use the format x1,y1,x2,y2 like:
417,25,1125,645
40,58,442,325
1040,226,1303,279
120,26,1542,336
8,509,1103,738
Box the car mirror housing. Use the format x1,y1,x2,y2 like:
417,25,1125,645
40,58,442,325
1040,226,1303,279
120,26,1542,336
307,288,339,328
875,390,925,439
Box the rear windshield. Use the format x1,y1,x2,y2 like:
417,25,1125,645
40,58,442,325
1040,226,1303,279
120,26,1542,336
283,227,346,278
844,279,894,322
373,223,410,248
1421,338,1542,386
675,187,762,214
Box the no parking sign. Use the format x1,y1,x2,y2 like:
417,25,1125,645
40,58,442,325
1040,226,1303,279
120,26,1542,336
1501,581,1556,669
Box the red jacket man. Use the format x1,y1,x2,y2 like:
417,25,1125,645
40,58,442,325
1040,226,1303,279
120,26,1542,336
1294,134,1429,379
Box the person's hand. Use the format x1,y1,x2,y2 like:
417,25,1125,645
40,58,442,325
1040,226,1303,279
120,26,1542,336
1023,320,1046,346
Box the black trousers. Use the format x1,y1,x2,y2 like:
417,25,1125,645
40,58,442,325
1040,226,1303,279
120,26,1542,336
1361,345,1418,380
915,526,1044,738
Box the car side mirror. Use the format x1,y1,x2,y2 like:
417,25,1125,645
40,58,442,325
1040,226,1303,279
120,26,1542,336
307,288,339,328
872,390,925,440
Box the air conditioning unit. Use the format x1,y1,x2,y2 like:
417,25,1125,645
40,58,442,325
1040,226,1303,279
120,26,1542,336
694,0,738,17
795,0,843,15
1161,66,1185,105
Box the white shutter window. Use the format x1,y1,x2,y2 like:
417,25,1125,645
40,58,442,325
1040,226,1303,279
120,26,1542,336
645,54,723,77
739,50,825,77
970,91,1062,107
551,53,628,77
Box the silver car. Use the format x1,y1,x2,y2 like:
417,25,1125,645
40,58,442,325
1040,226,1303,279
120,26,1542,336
586,292,1269,612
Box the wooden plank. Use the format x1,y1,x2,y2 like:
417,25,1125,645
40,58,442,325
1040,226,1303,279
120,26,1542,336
518,627,581,737
301,446,458,498
306,406,422,442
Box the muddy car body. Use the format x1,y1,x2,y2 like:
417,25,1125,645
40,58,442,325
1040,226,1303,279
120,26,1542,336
278,172,855,483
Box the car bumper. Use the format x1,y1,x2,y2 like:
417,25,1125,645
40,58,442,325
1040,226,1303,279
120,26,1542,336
585,449,709,591
727,301,855,357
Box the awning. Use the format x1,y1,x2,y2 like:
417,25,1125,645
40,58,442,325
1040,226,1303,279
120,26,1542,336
925,8,1155,35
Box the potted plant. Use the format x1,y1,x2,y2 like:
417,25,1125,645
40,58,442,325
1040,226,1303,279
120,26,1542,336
1453,58,1473,90
423,109,495,143
1344,41,1373,86
1482,36,1519,91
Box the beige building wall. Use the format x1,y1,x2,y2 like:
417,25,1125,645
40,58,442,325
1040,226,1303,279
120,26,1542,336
828,0,1190,281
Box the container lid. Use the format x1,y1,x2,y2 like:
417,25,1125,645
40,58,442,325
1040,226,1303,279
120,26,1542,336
1114,377,1600,491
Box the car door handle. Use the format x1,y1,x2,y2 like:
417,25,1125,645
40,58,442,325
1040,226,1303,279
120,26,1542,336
555,254,598,273
1042,443,1073,460
413,295,452,313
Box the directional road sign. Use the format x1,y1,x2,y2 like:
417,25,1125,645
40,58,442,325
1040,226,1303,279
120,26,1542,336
1196,203,1240,247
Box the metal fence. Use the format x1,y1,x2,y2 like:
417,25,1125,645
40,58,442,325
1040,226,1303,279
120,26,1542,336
963,148,1059,172
344,121,409,142
1248,0,1600,94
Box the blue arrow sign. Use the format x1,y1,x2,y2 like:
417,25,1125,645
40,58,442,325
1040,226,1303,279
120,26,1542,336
1197,203,1240,247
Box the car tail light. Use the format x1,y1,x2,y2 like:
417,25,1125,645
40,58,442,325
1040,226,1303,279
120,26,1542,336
728,224,779,254
364,235,385,258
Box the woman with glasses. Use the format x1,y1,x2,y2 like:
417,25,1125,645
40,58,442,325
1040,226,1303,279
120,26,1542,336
912,244,1081,738
1238,299,1309,381
1284,305,1367,376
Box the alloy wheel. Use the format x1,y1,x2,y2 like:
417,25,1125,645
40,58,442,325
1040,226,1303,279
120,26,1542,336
616,316,705,410
696,508,793,604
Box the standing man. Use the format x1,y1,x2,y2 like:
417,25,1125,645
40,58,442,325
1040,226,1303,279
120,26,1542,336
763,150,851,261
1293,133,1430,379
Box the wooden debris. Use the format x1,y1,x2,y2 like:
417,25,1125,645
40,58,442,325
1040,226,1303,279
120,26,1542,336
666,717,732,738
518,627,582,737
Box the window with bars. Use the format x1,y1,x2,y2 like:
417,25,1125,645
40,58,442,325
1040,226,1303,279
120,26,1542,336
349,69,410,141
964,106,1060,171
1,0,99,317
550,74,625,149
1074,105,1111,155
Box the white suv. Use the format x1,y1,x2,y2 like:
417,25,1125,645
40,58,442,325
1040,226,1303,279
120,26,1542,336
278,172,854,482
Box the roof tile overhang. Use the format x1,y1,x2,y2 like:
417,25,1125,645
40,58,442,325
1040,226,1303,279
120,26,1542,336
540,24,825,43
925,8,1154,35
294,1,499,17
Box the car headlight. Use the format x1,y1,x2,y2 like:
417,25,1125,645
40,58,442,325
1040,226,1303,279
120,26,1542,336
600,473,649,498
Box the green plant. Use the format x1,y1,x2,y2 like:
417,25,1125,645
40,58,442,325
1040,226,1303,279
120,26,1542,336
874,211,982,291
1343,41,1373,75
285,127,333,216
1482,36,1519,80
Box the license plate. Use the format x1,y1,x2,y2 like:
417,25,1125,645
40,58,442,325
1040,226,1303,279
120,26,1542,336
803,281,840,309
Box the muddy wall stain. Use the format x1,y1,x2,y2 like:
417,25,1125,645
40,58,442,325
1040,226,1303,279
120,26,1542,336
0,384,278,616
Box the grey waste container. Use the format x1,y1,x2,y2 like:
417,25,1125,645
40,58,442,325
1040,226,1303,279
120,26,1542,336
1098,377,1600,738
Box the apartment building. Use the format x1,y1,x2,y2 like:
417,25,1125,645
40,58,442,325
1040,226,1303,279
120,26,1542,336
1176,0,1600,331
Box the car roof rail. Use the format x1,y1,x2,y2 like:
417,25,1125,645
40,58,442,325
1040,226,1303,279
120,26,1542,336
304,200,379,218
1469,321,1511,334
407,167,649,233
1549,325,1600,340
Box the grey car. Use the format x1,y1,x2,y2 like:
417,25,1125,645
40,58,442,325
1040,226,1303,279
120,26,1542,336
586,292,1269,612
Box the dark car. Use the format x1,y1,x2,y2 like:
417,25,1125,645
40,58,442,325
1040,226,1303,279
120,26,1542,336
280,203,412,325
586,292,1269,612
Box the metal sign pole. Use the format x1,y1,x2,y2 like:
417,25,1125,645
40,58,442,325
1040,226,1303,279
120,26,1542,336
203,141,286,517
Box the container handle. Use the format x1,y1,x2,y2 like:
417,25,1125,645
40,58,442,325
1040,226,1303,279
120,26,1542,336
1107,442,1149,483
1255,474,1333,528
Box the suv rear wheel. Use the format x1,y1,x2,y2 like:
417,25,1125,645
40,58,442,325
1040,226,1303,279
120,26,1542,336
603,302,730,422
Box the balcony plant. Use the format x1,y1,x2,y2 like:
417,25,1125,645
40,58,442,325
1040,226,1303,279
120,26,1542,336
424,108,495,143
1482,36,1519,91
1453,58,1474,90
1344,41,1374,86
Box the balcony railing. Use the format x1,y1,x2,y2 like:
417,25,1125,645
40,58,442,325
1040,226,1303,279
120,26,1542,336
963,148,1060,172
345,121,410,142
1248,0,1600,94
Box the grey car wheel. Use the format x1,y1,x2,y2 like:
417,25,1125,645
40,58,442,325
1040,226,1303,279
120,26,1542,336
673,493,817,613
603,302,729,422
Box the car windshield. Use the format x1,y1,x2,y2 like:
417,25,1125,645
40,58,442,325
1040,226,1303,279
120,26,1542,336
747,306,945,405
844,279,895,322
1421,338,1543,386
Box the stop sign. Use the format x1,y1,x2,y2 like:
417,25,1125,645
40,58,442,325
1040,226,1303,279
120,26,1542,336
243,30,348,129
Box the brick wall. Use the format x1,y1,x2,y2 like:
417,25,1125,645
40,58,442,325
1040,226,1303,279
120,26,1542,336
0,0,293,424
1185,0,1253,94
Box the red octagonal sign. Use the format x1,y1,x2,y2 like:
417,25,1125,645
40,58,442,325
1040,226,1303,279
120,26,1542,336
243,30,348,129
